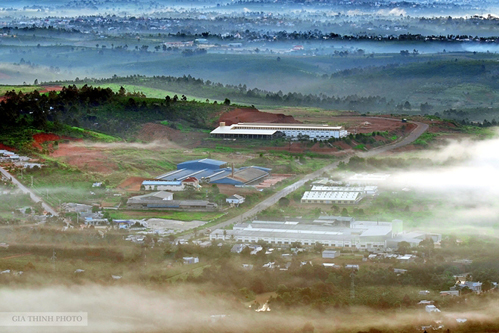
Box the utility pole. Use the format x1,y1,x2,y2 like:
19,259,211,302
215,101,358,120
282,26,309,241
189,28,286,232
350,271,355,299
50,249,56,272
30,176,33,188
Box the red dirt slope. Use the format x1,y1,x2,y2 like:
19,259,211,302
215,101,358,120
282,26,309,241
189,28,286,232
219,108,301,126
32,133,61,149
0,143,16,151
117,177,149,192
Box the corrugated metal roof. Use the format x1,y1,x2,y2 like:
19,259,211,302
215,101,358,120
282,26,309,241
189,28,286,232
143,180,182,186
210,127,278,135
302,191,360,201
177,158,227,170
235,122,344,130
232,167,268,183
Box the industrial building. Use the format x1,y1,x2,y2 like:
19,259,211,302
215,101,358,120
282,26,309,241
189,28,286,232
210,216,404,249
301,191,364,205
385,232,442,249
210,122,348,140
151,158,271,186
142,177,200,191
142,180,184,191
310,185,378,196
126,191,217,211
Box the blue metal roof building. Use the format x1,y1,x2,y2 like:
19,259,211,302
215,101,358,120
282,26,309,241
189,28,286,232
142,180,182,186
177,158,228,171
155,159,271,186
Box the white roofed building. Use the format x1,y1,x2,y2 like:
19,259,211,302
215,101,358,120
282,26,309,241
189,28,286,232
210,216,402,250
301,191,364,205
211,122,348,140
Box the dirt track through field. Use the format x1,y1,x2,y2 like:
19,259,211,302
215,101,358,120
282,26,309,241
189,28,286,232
0,253,32,260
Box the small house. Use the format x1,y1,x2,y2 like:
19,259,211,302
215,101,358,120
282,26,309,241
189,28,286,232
425,305,441,313
183,257,199,265
440,290,460,297
226,194,245,206
345,264,360,270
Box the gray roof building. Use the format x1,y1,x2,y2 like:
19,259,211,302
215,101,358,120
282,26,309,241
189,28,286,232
210,216,403,249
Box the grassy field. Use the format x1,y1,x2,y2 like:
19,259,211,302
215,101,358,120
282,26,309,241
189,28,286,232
75,83,221,102
0,85,41,96
0,192,33,215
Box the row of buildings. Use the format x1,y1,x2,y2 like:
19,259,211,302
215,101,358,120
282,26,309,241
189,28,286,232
0,150,43,169
210,216,441,250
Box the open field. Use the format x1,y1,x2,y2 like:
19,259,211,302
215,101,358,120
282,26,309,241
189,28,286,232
75,83,220,102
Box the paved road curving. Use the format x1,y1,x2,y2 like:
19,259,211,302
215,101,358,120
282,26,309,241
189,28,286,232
191,119,428,234
0,166,59,216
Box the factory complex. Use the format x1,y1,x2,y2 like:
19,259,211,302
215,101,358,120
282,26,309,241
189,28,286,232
141,158,271,188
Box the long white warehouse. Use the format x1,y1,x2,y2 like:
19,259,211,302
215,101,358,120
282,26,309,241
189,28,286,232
301,191,364,205
210,217,404,250
210,122,348,140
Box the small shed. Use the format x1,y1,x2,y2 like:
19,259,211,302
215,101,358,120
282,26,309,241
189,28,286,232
322,250,340,259
425,305,441,313
345,264,360,270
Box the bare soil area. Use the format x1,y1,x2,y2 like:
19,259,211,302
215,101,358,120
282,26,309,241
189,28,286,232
218,108,301,126
136,123,204,148
51,143,118,174
333,116,410,134
0,143,16,151
117,177,149,192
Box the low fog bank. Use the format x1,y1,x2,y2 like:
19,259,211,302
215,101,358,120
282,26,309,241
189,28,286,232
382,132,499,233
0,284,497,333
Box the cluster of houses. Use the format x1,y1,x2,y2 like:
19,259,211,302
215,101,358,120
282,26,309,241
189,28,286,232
0,149,43,170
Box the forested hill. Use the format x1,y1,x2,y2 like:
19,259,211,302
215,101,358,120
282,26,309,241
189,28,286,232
0,85,229,148
50,56,499,122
